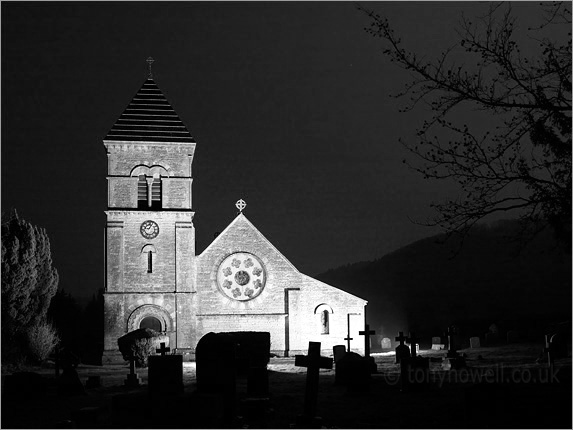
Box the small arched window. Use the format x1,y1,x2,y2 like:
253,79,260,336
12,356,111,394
320,310,329,335
314,303,334,336
141,245,157,274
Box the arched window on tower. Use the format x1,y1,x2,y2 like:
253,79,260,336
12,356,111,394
151,175,162,210
138,175,148,209
132,165,168,210
141,245,156,274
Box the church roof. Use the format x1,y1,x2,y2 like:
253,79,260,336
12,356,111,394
105,78,195,144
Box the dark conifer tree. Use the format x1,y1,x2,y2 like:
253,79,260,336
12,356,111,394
1,210,59,357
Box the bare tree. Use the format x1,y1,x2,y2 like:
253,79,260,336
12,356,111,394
360,2,571,243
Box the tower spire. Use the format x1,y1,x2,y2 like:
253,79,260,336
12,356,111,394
146,56,154,79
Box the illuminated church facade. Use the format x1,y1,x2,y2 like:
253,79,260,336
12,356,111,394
102,68,367,363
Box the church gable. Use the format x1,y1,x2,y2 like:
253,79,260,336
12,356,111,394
196,214,301,316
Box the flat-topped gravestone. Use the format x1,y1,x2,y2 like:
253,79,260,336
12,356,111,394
335,351,371,391
381,338,392,350
196,332,238,426
333,345,347,363
431,336,445,350
148,342,183,396
470,337,481,348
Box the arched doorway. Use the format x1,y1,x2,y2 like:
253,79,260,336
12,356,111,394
139,316,162,332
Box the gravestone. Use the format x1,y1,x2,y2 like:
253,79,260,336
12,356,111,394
381,337,392,350
359,324,377,373
333,345,347,364
470,337,481,348
195,332,237,425
335,351,371,391
444,326,466,370
431,336,445,350
344,334,353,351
124,354,141,388
359,324,376,357
485,323,500,345
196,332,236,394
148,342,183,397
395,331,411,364
294,341,333,428
400,332,430,390
506,330,519,343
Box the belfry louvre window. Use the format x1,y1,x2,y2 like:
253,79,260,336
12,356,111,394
151,177,162,209
138,175,148,209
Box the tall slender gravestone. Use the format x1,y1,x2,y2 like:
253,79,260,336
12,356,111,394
294,342,333,428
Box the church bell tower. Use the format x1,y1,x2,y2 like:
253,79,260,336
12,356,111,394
102,59,197,363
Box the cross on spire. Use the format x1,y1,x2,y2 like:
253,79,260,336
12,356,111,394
147,56,155,79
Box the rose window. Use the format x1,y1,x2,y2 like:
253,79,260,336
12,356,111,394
217,253,266,301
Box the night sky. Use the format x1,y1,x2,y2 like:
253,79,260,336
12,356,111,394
1,2,545,301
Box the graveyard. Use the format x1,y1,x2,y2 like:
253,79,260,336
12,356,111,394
2,338,571,429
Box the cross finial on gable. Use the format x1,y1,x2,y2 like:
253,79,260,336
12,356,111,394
236,199,247,213
146,57,155,79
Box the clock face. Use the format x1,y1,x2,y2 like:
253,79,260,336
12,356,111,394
216,252,266,301
140,220,159,239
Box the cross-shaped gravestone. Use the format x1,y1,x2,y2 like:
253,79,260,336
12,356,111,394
408,332,419,358
395,331,408,346
395,331,411,364
359,324,376,357
124,353,141,388
295,342,333,424
344,335,353,351
156,342,170,356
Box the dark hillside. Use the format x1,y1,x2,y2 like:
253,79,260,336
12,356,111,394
317,220,571,344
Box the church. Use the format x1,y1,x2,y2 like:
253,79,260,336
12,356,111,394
102,64,368,363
